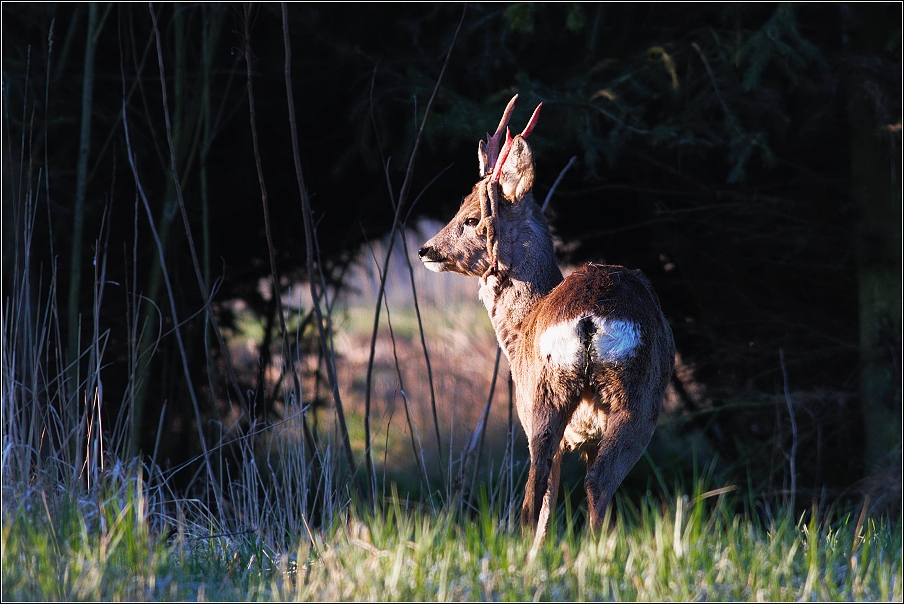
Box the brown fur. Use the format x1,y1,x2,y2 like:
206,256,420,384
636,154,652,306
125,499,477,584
419,124,675,543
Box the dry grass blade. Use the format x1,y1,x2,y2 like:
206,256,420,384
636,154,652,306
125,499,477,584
779,347,798,508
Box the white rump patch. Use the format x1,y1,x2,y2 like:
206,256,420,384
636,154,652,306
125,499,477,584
538,319,584,369
591,317,640,363
538,316,640,368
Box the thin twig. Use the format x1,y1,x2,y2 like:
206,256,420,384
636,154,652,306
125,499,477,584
467,346,503,511
121,8,223,517
246,2,325,486
453,346,501,511
370,66,451,493
83,166,115,485
147,2,247,412
397,165,455,495
588,103,651,135
506,374,516,523
361,233,434,507
362,4,467,503
398,223,444,494
149,2,257,512
691,42,737,127
542,156,577,213
280,2,356,491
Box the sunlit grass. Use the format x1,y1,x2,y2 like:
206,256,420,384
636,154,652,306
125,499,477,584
3,471,900,601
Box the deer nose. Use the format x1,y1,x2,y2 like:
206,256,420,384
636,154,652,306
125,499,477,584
417,246,430,258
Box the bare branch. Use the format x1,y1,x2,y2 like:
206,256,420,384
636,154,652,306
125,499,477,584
361,4,467,503
280,2,356,491
542,156,577,213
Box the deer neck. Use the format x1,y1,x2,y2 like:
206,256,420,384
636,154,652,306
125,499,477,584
478,200,563,362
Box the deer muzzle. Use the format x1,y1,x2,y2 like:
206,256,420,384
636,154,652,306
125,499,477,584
417,245,447,272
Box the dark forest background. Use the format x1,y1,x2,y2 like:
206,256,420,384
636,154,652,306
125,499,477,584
2,3,901,516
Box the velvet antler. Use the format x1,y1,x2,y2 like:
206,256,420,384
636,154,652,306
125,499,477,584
478,96,542,275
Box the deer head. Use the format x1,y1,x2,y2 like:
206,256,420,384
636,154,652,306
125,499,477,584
419,95,543,278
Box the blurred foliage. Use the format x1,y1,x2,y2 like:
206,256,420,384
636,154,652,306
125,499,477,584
2,3,900,503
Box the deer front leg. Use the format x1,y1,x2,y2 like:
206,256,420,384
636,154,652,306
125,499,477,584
521,406,568,530
535,447,563,538
527,446,563,561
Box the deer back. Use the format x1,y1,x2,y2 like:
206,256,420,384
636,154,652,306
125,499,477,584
515,263,674,445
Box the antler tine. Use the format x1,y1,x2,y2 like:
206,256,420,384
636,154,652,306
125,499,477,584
520,103,542,138
494,94,519,136
477,96,520,268
491,103,542,183
484,94,519,174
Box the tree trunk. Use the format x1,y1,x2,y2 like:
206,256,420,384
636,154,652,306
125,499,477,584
67,2,99,384
843,3,902,473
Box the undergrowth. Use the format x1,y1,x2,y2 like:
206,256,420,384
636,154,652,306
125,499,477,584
2,471,901,601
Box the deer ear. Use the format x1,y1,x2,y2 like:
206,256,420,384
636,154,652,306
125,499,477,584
478,140,490,177
498,136,534,202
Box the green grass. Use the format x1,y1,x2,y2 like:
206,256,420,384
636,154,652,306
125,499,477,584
3,471,900,601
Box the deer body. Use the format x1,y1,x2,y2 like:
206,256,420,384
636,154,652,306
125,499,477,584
419,97,674,542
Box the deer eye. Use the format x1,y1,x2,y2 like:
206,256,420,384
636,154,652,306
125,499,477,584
464,217,480,227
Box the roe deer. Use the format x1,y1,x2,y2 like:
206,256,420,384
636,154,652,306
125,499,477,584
418,95,675,545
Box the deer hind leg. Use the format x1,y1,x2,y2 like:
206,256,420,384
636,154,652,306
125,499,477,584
584,408,657,531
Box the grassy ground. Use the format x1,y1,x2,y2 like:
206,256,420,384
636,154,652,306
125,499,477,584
3,470,900,601
3,222,901,601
